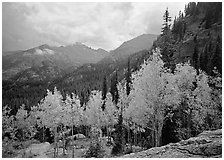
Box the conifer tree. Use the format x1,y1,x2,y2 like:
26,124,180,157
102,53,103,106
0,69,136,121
110,71,119,106
200,44,208,72
162,7,172,35
192,36,199,75
101,76,107,110
211,35,222,74
125,59,132,96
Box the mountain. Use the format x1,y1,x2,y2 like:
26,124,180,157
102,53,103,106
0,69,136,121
2,33,157,112
98,34,157,65
2,43,109,81
51,34,157,100
111,34,157,60
48,34,157,105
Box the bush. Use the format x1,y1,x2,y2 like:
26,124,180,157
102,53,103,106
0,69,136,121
84,141,105,158
111,142,123,156
90,127,102,139
2,140,16,158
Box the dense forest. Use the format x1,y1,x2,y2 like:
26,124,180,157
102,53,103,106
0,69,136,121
2,2,222,158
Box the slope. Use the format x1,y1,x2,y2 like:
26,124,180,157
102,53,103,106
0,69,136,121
153,2,222,75
2,33,156,111
2,43,109,81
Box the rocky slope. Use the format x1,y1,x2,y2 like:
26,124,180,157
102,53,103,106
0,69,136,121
122,129,222,158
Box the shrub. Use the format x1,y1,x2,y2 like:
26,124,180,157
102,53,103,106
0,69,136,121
84,141,105,158
111,142,123,156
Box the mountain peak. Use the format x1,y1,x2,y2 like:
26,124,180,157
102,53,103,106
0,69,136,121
110,33,157,59
37,44,51,50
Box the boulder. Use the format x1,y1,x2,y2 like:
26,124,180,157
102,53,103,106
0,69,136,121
58,140,63,148
22,142,51,157
67,134,86,141
74,133,86,139
122,129,222,158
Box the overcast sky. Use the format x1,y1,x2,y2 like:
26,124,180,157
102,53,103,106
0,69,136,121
3,2,186,52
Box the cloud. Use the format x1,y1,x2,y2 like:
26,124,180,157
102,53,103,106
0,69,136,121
2,2,186,51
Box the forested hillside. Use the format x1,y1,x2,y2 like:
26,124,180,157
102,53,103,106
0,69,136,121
153,2,222,75
2,34,156,113
2,2,222,158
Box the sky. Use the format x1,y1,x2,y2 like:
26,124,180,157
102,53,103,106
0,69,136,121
2,2,186,52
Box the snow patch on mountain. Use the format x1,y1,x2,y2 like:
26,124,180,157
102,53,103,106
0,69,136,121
34,49,55,55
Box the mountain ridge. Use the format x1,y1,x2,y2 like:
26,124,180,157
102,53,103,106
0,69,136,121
2,33,157,110
2,33,157,82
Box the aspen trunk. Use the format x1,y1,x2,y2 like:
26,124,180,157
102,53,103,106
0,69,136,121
109,126,112,143
62,126,66,155
151,129,154,147
134,131,137,146
22,130,24,141
72,125,74,158
85,126,88,138
107,125,110,142
139,131,142,148
187,109,192,138
128,127,131,144
54,127,57,158
155,118,159,147
43,127,45,142
152,119,156,147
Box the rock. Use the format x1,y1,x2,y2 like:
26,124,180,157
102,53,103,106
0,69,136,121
67,134,86,141
65,134,86,147
74,133,86,139
58,140,63,148
122,129,222,158
21,142,51,158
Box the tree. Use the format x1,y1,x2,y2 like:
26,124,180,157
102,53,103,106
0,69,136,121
64,93,81,157
162,7,172,35
125,58,132,96
15,105,37,140
110,71,119,106
172,63,214,138
85,90,104,138
115,82,130,152
101,76,107,111
199,43,209,72
211,36,222,74
129,49,179,147
2,105,16,140
192,36,199,74
38,87,64,158
104,93,118,143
